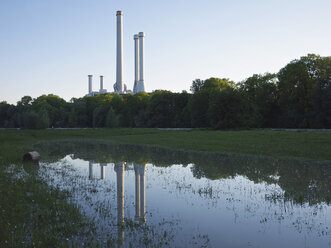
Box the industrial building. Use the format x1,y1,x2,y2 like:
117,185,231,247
87,10,145,96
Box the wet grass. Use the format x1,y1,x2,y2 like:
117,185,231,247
0,164,103,247
0,128,330,162
0,132,104,247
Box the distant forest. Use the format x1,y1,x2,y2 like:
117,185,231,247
1,54,330,129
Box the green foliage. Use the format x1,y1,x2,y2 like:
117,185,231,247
92,106,106,127
239,73,279,127
202,77,236,91
146,90,175,127
190,78,235,93
21,109,50,129
189,90,210,127
106,107,119,128
277,54,331,128
0,102,11,127
68,98,88,127
32,94,68,127
173,92,191,127
190,79,205,93
0,54,330,129
17,95,32,107
189,77,237,128
306,55,331,128
38,108,50,128
208,88,261,129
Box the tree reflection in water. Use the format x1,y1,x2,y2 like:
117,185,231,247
34,141,331,247
38,141,331,206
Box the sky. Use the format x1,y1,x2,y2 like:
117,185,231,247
1,0,330,104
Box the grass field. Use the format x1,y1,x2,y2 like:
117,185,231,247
0,128,330,162
0,128,330,247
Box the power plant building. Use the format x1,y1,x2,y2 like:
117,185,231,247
86,10,146,96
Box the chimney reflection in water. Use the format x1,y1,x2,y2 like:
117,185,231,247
115,162,125,246
134,163,146,222
100,163,106,180
87,161,147,246
89,161,93,179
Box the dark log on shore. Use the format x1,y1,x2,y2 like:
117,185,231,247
23,151,40,161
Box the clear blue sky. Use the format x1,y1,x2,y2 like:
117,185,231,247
1,0,330,104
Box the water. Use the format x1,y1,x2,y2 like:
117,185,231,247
35,142,331,247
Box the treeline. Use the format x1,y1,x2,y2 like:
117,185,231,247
0,54,330,129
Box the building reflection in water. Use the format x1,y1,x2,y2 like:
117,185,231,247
88,161,147,246
88,162,107,180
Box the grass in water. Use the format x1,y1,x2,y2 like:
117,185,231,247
0,128,330,247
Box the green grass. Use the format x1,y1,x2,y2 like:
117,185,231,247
0,128,330,162
0,128,330,247
0,167,97,247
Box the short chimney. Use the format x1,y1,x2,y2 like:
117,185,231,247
88,75,93,94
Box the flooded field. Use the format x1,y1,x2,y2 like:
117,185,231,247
33,142,331,247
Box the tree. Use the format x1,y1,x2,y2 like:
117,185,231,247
189,90,210,127
122,92,149,127
146,90,175,127
21,109,49,129
106,107,119,128
68,98,88,127
189,77,236,128
208,88,261,129
190,79,204,93
93,106,107,127
277,54,331,128
306,55,331,128
172,92,191,127
32,94,68,127
17,96,32,107
0,101,10,127
190,77,235,93
202,77,235,91
38,108,50,128
239,73,279,127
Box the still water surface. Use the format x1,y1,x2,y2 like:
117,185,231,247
37,143,331,247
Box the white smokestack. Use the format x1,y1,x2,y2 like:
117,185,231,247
100,75,104,91
133,34,139,94
116,10,124,93
138,32,145,92
88,75,93,94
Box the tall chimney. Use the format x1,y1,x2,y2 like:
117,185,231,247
138,32,145,92
133,34,139,94
116,11,124,93
88,75,93,95
100,75,104,91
